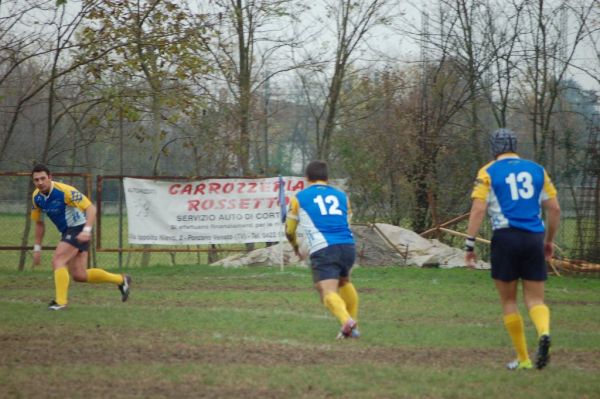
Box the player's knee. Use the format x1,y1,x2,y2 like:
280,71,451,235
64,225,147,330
51,257,66,269
525,299,545,310
72,271,87,282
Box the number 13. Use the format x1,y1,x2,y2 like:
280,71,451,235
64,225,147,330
505,172,534,200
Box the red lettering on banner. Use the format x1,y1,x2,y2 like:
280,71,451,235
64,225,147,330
181,184,192,195
291,181,304,191
188,200,200,211
170,178,304,197
184,197,286,211
194,183,205,195
209,182,221,194
223,182,234,193
169,184,181,194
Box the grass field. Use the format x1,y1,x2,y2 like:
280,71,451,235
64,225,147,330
1,265,599,398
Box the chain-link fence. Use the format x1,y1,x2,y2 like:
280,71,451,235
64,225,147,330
0,173,595,271
0,173,91,270
426,184,587,264
0,173,259,271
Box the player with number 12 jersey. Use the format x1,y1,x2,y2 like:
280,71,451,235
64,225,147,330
288,183,354,254
285,161,359,340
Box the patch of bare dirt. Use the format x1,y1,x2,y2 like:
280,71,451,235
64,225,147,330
3,328,599,399
547,299,600,306
2,329,599,371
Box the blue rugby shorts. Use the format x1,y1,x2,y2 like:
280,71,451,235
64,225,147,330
61,225,90,253
309,244,356,283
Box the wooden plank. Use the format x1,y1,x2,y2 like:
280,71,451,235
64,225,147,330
438,227,490,244
420,213,470,236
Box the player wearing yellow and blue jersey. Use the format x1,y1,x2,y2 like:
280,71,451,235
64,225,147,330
285,161,360,339
31,164,131,310
464,129,561,370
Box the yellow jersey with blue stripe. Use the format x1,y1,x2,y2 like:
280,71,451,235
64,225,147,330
287,182,354,254
31,181,91,233
471,153,557,233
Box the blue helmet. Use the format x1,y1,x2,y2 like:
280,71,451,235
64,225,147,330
490,128,517,157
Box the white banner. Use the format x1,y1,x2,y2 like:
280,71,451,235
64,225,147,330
123,177,306,245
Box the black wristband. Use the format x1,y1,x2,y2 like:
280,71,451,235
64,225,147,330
464,236,475,252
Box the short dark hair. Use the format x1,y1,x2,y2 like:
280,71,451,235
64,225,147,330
305,160,328,181
31,164,51,177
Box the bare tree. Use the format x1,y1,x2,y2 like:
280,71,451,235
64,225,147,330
0,0,131,163
193,0,304,175
515,0,594,163
294,0,397,162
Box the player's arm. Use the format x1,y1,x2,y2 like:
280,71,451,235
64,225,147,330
466,199,487,238
285,196,300,256
541,170,560,259
542,197,560,242
464,199,487,268
541,171,560,259
66,188,95,243
31,204,44,266
347,196,353,223
76,203,96,243
83,203,97,229
465,168,490,267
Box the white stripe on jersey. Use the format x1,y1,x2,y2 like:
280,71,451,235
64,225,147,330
65,206,86,228
298,207,328,254
488,187,510,230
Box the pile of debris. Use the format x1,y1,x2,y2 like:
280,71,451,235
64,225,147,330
210,223,489,269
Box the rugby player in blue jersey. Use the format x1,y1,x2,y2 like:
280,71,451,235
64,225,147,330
464,129,561,370
285,160,360,339
31,164,131,310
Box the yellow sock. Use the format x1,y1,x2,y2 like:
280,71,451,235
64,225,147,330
54,267,70,306
503,313,529,362
339,283,359,321
529,304,550,337
323,292,351,325
86,268,124,285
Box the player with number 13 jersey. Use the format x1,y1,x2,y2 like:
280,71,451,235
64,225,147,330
471,154,557,232
465,129,561,371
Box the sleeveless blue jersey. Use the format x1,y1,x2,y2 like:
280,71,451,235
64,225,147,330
471,154,557,233
288,183,354,254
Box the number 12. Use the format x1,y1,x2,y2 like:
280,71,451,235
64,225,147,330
314,195,343,215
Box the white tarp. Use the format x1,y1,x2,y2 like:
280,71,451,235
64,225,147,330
123,177,306,245
211,223,490,269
